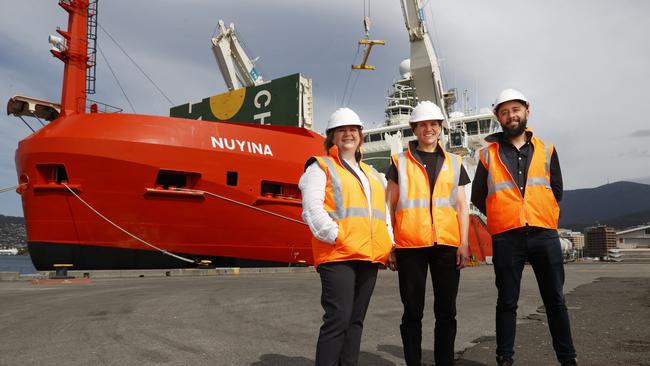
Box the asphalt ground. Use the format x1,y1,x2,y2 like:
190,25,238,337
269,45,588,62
457,276,650,366
0,263,648,366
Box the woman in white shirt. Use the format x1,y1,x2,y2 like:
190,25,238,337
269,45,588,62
299,107,393,366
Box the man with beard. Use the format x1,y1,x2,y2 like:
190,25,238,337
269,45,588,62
471,89,577,366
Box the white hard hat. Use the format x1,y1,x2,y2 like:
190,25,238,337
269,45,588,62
326,107,364,132
492,88,529,114
410,101,447,128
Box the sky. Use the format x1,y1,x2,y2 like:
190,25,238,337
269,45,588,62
1,0,649,216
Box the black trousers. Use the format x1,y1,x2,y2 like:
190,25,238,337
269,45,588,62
396,245,460,366
492,229,576,363
315,260,379,366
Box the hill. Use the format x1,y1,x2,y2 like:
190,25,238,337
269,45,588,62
0,214,24,225
0,215,26,247
560,181,650,231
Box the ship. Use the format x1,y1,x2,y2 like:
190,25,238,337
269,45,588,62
8,0,323,270
8,0,496,270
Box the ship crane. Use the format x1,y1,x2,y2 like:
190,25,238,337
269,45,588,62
399,0,449,120
400,0,469,152
211,20,263,91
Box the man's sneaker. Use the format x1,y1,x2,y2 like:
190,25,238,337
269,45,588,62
496,356,514,366
560,359,577,366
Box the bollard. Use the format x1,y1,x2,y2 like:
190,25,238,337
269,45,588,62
51,264,75,279
32,263,91,284
197,259,215,269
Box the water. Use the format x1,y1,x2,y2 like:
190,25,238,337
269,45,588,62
0,255,37,274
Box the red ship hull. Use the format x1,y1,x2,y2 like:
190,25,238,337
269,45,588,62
16,113,324,270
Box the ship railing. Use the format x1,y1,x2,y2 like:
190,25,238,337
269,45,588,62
85,98,123,114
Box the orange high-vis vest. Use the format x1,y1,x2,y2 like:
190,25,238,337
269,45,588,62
392,143,463,248
478,134,559,235
310,146,393,268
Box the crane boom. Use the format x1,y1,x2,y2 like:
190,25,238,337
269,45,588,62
211,20,263,91
399,0,447,119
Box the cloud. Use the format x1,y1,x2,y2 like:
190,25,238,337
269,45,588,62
628,129,650,138
617,148,650,159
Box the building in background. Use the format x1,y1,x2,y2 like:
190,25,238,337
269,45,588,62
584,225,616,258
607,224,650,263
559,229,585,258
616,224,650,249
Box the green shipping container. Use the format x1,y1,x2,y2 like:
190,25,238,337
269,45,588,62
170,73,313,129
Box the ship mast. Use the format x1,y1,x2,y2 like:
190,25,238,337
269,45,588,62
50,0,91,117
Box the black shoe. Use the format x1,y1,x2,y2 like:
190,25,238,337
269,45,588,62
496,356,514,366
560,359,577,366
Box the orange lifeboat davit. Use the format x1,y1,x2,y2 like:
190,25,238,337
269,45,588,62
467,214,493,265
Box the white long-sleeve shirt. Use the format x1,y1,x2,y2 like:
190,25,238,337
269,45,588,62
299,160,394,244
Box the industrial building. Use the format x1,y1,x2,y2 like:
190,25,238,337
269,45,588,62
608,224,650,262
616,224,650,248
584,225,617,258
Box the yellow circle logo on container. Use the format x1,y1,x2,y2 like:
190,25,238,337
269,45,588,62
210,87,246,120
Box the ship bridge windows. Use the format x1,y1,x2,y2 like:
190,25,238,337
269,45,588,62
369,133,383,142
387,107,411,116
465,121,478,136
449,129,467,149
364,129,413,142
479,119,492,134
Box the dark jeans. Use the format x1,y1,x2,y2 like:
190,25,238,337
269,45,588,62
315,260,379,366
396,245,460,366
492,229,577,363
